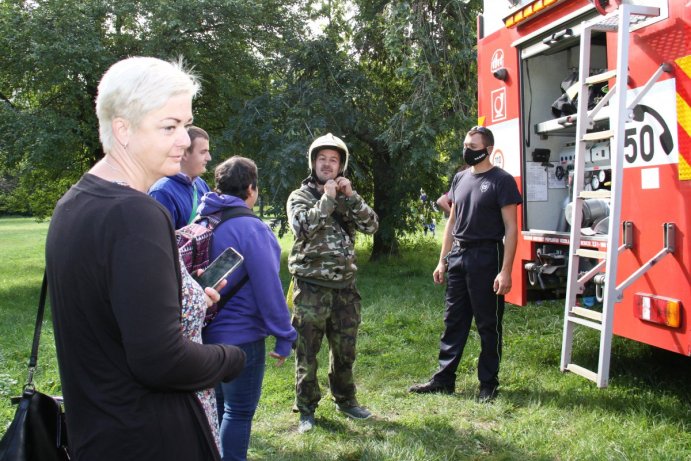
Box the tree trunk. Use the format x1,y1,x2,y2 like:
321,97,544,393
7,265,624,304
370,144,399,260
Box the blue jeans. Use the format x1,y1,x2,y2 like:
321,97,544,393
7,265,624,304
215,339,266,461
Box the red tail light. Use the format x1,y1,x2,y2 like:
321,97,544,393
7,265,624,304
634,293,682,328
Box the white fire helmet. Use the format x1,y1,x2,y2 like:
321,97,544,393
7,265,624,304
308,133,349,174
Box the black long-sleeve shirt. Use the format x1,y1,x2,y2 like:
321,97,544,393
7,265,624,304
46,174,245,461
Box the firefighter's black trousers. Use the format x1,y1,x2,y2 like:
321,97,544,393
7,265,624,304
432,241,505,389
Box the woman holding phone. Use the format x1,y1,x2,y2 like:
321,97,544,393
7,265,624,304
200,156,297,461
45,57,245,461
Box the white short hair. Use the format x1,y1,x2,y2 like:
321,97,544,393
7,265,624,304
96,57,200,152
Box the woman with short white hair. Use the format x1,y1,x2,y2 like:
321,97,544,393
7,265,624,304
46,57,245,461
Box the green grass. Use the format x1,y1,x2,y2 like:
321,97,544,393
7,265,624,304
1,217,689,460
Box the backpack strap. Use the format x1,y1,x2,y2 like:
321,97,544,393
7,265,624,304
202,205,261,230
217,274,249,308
218,205,261,224
208,206,261,314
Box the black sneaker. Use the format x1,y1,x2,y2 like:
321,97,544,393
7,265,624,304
408,380,454,394
476,386,498,403
337,405,373,420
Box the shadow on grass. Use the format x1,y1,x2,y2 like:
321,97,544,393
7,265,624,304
0,276,46,312
1,279,50,335
572,342,690,401
250,413,550,461
504,343,690,428
503,304,690,426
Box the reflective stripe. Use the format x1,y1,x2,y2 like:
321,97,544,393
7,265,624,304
494,242,502,364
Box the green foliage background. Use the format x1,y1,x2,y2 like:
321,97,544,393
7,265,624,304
0,0,481,258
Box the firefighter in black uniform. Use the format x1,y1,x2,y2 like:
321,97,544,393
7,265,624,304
409,126,522,402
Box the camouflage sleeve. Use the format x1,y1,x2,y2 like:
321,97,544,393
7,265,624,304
342,192,379,235
287,189,337,239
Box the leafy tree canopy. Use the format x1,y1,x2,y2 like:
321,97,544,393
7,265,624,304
226,0,481,257
0,0,305,216
0,0,482,258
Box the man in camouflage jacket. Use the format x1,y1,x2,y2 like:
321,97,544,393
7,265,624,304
287,133,378,433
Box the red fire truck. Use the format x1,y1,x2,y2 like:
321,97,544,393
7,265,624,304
476,0,690,386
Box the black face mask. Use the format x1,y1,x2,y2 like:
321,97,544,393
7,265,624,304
463,147,489,166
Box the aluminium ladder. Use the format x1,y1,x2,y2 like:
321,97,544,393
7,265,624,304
560,2,672,388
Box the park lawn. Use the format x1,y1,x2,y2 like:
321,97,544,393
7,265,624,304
1,217,689,460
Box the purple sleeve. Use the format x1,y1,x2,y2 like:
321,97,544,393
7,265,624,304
243,226,297,357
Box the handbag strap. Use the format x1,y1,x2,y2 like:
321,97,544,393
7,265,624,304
26,271,48,389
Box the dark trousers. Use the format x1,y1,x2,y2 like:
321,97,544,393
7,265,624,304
432,243,505,388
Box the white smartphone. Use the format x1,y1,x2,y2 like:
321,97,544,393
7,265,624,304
193,247,244,289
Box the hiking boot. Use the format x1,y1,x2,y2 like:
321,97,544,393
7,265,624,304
476,386,498,403
297,413,315,433
408,380,454,395
337,405,373,420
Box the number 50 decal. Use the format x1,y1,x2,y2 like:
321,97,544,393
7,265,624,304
624,104,674,164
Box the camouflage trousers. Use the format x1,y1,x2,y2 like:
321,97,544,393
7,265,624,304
291,278,362,415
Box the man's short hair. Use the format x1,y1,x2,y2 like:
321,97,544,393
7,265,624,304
187,126,209,153
96,56,199,152
468,125,494,148
215,156,258,200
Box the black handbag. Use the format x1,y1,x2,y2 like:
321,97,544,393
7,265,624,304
0,273,70,461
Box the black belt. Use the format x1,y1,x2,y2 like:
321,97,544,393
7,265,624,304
453,239,500,249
